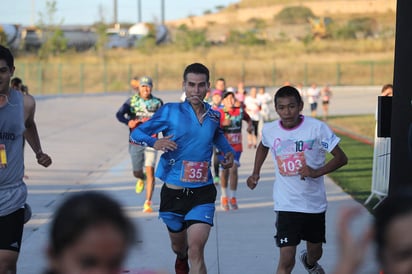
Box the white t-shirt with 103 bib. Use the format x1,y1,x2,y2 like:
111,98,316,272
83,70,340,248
261,115,340,213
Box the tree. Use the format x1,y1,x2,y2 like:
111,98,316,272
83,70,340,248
94,4,109,59
37,0,67,60
0,29,7,47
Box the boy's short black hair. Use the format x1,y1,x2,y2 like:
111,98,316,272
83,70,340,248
274,85,303,106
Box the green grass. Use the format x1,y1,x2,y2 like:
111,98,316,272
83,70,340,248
325,114,376,212
327,133,380,212
327,114,375,140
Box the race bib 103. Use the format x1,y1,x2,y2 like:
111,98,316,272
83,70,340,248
276,152,306,176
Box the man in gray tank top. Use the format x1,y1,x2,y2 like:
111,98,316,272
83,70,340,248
0,45,52,274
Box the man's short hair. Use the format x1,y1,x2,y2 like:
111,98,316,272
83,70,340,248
0,45,14,69
183,63,209,83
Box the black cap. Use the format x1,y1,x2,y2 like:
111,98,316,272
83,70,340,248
222,91,235,99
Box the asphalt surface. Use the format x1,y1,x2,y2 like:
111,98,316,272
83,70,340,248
18,86,381,273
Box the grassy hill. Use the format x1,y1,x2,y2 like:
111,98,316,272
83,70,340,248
163,0,396,61
14,0,397,93
167,0,396,31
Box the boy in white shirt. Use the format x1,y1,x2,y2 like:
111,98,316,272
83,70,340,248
247,85,348,274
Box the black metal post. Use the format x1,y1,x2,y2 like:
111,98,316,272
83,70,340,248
389,0,412,193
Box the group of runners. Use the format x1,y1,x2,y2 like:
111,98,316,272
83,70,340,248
1,41,409,274
115,64,348,274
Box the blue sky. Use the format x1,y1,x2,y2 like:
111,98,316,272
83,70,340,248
3,0,239,26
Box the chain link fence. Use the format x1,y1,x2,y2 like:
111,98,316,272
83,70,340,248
14,60,394,95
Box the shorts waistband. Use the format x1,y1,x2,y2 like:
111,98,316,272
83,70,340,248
165,183,184,190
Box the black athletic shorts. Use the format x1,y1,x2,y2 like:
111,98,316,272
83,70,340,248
310,102,318,111
159,184,217,232
0,208,25,252
274,211,326,247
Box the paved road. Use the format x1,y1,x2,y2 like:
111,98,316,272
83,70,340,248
18,86,381,273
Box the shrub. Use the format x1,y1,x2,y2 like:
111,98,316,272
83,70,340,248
275,6,315,24
173,24,209,50
247,18,267,30
348,17,378,37
227,29,266,45
330,17,378,39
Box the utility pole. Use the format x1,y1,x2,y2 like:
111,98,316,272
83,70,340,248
161,0,165,24
31,0,35,26
113,0,118,26
137,0,142,22
389,0,412,193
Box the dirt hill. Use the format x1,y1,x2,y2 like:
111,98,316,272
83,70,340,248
166,0,396,28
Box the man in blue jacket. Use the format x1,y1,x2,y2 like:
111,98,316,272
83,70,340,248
130,63,234,274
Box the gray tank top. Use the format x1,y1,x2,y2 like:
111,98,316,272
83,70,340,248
0,89,27,216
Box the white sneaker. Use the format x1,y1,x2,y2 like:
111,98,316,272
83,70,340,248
299,250,325,274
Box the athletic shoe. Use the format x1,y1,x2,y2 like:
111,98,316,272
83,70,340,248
135,178,144,194
299,250,325,274
143,201,153,213
175,256,189,274
221,197,229,211
230,197,238,210
213,176,220,185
